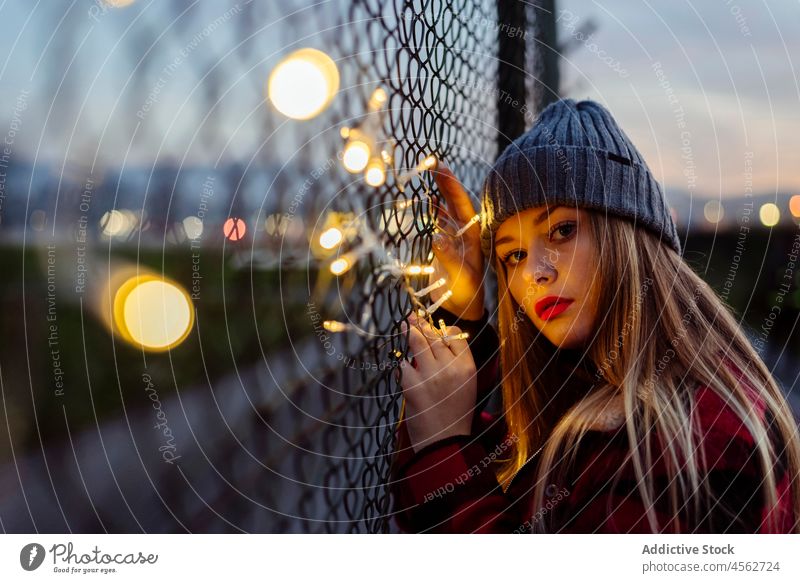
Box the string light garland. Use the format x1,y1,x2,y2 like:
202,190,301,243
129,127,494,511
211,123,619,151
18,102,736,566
267,78,484,360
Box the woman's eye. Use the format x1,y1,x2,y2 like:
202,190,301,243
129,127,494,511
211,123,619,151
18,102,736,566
550,221,576,241
502,250,526,266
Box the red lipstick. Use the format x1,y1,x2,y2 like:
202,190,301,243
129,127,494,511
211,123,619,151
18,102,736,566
534,296,574,321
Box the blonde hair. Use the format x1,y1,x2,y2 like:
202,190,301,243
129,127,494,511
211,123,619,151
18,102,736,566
492,210,800,533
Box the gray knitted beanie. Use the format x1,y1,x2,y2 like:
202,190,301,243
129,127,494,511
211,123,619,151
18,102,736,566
480,98,681,258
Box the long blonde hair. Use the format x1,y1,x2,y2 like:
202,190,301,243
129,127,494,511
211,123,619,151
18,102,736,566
492,210,800,533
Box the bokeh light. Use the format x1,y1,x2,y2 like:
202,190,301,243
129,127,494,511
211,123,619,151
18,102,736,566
703,200,724,224
100,209,138,238
182,216,203,240
342,140,370,173
364,158,386,187
113,276,194,351
267,48,339,120
29,209,46,231
330,257,351,275
319,227,344,249
367,87,388,111
789,195,800,219
759,203,780,227
101,210,126,237
223,217,247,241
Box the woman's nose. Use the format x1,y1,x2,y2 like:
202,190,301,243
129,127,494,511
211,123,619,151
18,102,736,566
522,251,556,285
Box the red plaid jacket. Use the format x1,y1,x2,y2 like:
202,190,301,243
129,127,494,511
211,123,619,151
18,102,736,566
390,309,796,533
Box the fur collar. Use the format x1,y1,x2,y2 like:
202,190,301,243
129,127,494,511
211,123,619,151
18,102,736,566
582,393,627,432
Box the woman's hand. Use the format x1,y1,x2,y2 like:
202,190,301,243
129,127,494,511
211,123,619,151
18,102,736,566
399,313,478,453
429,163,486,321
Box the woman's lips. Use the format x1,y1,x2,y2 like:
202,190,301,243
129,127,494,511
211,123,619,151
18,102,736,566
535,297,574,321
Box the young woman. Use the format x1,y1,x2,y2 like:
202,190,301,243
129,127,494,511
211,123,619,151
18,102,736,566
390,98,800,533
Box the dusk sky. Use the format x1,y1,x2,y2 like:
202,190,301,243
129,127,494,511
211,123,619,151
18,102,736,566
559,0,800,199
0,1,797,200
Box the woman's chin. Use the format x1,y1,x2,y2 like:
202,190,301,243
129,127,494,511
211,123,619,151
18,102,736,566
540,324,588,350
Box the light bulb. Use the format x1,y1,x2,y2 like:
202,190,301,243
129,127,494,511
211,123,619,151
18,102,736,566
368,88,388,111
397,153,439,191
454,213,481,237
404,265,435,276
323,320,348,333
421,155,438,170
425,289,454,314
415,277,447,297
267,48,339,120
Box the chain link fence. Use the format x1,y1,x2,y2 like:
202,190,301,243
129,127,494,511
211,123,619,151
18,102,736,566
0,0,543,533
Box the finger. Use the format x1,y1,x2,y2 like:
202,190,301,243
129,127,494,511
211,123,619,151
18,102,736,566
432,195,454,227
404,321,437,368
432,163,479,225
416,317,452,360
398,360,421,395
432,234,473,287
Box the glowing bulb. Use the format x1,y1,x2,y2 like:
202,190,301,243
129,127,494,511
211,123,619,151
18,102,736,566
368,88,388,111
342,140,371,173
441,331,469,341
703,200,724,224
426,289,454,314
421,155,438,170
415,277,447,297
404,265,435,276
103,0,135,7
790,195,800,218
365,158,386,187
454,214,481,237
319,227,344,249
330,257,352,276
267,48,339,120
113,276,194,351
397,153,439,190
323,320,348,333
759,203,780,227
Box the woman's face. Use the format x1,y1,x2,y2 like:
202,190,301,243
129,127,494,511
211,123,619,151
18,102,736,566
494,205,601,350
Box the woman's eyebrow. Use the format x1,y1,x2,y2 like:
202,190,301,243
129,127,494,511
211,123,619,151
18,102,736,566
494,234,516,247
533,205,564,226
495,206,570,247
